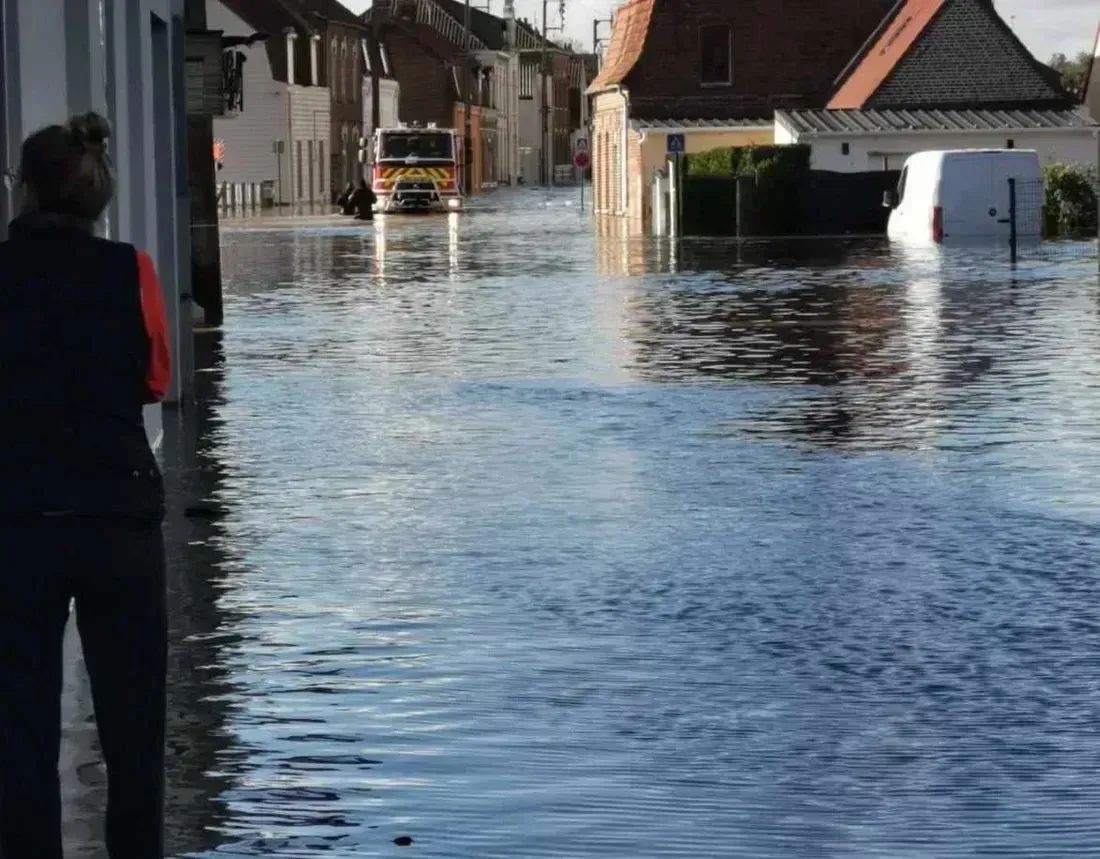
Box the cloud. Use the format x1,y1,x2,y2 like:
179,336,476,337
996,0,1097,61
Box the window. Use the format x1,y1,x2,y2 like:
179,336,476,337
452,66,462,98
362,39,372,73
1006,138,1015,149
380,44,391,76
699,24,731,86
841,141,850,156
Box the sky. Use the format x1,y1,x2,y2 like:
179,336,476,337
345,0,1098,63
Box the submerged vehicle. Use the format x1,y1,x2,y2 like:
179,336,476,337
371,123,463,214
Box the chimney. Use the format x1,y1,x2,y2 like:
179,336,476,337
285,29,298,85
504,0,516,49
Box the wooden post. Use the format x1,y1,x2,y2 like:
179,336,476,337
184,0,224,328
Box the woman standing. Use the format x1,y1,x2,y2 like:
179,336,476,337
0,112,171,858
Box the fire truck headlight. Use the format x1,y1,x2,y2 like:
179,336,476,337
447,198,462,210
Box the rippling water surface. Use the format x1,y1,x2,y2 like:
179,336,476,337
155,190,1100,857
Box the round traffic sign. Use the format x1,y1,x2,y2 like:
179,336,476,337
573,151,590,169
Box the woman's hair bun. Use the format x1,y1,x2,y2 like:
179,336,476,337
67,112,111,151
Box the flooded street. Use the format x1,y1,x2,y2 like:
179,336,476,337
129,190,1100,856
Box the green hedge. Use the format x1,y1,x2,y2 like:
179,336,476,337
685,145,811,180
1043,163,1098,238
683,145,811,235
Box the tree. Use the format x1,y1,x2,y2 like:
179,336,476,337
557,37,588,55
1048,51,1093,99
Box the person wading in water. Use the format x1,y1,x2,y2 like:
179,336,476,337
0,111,172,859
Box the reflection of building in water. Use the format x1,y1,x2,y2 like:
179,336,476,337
160,331,247,857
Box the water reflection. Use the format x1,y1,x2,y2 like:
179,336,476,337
143,193,1100,856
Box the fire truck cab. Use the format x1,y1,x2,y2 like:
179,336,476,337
371,123,463,214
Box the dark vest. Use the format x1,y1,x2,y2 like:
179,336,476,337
0,216,165,521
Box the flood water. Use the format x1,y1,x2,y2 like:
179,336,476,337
142,190,1100,856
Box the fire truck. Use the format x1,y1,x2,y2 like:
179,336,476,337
370,122,463,214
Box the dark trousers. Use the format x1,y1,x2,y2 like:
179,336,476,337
0,519,167,859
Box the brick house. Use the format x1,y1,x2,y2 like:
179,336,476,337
780,0,1092,172
587,0,895,227
296,0,371,196
208,0,331,207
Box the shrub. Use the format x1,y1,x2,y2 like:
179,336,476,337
1043,162,1098,238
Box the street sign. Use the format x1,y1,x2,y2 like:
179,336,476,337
574,137,589,153
573,151,591,169
666,133,685,155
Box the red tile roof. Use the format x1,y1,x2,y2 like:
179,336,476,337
828,0,947,109
586,0,655,93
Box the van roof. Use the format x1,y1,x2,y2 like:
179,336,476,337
911,148,1038,157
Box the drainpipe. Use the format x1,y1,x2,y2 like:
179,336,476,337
619,86,629,215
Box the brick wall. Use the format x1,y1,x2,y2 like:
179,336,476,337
388,28,458,127
624,0,896,119
592,91,625,215
869,0,1066,108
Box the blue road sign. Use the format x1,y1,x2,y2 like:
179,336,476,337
666,133,685,155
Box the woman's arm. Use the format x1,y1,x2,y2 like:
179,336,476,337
136,250,172,404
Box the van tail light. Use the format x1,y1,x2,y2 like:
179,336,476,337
932,206,944,243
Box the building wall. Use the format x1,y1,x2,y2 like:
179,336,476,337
389,28,456,128
325,22,365,193
287,84,330,205
786,130,1100,173
622,0,895,118
362,76,401,138
208,0,288,194
518,94,540,183
0,0,190,444
592,90,626,215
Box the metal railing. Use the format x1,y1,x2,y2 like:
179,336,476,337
372,0,488,51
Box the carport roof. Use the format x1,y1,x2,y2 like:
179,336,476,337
631,118,773,131
776,108,1098,136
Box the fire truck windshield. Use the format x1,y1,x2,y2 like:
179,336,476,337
379,132,453,161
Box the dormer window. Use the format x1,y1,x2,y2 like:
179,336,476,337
361,39,372,73
380,44,392,76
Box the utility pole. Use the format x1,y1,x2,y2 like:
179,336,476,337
463,0,474,195
184,0,223,328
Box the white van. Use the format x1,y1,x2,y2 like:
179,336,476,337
884,149,1043,245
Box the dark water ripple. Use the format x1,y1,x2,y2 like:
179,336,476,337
155,189,1100,857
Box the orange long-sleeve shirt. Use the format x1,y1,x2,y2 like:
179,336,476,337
136,250,172,403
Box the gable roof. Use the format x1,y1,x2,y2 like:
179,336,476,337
586,0,655,93
777,107,1097,135
428,0,509,50
296,0,366,30
829,0,1069,110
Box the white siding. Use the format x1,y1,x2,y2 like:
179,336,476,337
208,0,288,194
287,84,329,205
788,128,1100,173
361,77,401,141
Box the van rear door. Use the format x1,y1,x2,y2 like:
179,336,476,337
939,153,995,241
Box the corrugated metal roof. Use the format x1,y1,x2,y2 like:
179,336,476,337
776,108,1098,135
631,118,773,130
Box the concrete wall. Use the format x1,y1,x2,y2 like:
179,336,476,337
777,127,1100,173
0,0,190,446
208,0,288,196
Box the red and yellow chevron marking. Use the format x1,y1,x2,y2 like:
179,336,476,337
373,165,457,191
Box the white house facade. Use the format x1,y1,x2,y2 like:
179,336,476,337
775,109,1100,173
0,0,192,442
207,0,330,208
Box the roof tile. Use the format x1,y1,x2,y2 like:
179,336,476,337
829,0,947,109
587,0,655,93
